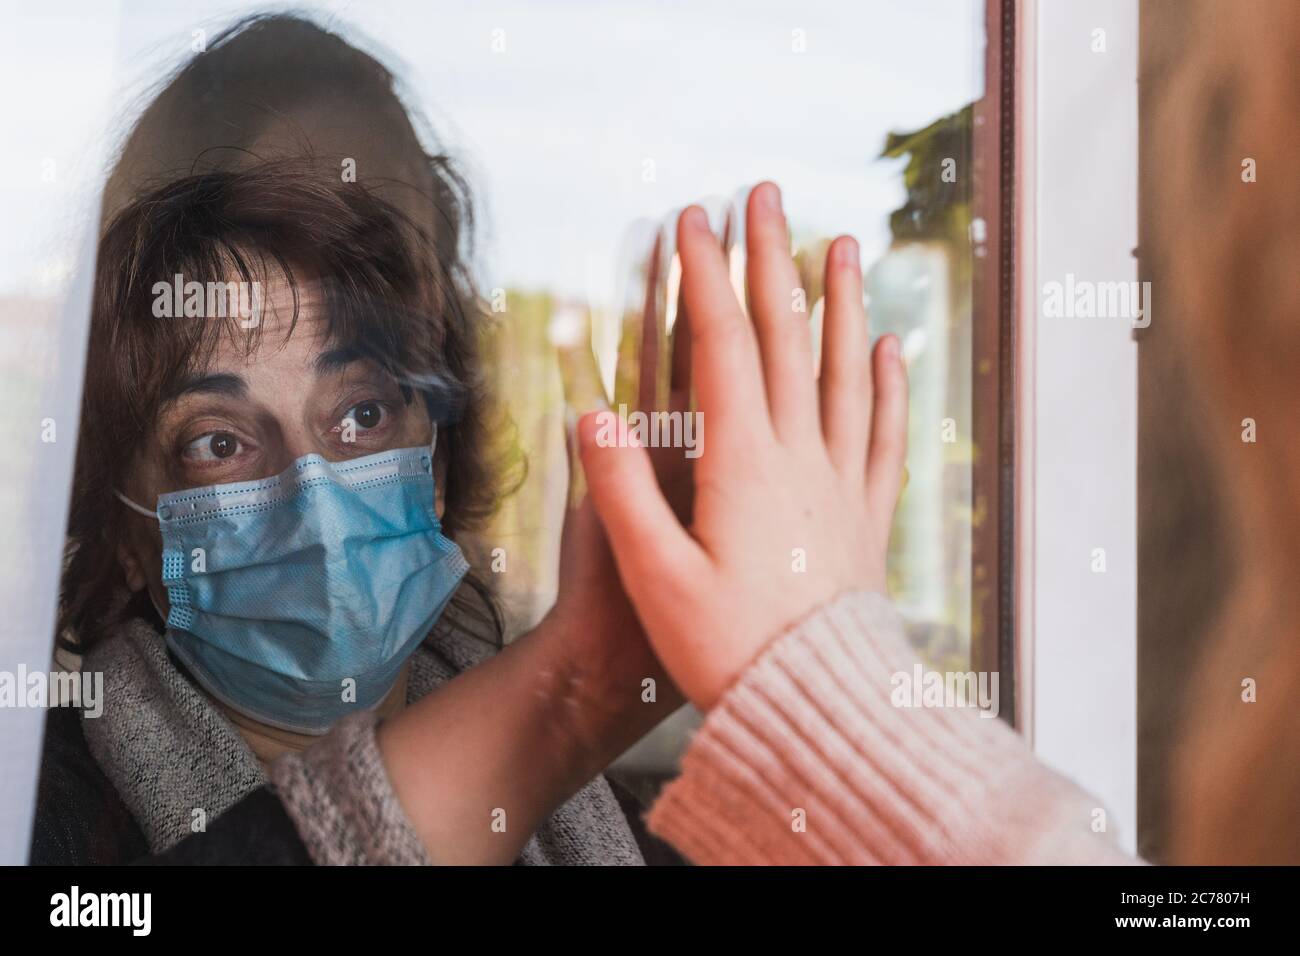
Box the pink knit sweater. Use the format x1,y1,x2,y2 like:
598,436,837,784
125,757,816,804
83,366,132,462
645,590,1136,865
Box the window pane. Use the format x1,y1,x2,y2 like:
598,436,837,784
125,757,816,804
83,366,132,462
5,3,994,793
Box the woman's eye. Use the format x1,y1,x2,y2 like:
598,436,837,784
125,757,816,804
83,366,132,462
183,432,241,461
343,401,386,431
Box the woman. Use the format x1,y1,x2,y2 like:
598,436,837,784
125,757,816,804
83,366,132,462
39,15,687,864
40,156,688,864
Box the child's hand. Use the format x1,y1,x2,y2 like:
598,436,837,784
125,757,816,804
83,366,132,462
578,182,908,711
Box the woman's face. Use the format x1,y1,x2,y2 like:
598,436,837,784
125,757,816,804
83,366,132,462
117,273,437,613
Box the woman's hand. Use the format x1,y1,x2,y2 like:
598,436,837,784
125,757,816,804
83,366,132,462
578,182,909,711
540,227,707,746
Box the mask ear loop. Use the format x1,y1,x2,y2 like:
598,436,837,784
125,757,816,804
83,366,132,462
115,490,159,521
111,490,169,625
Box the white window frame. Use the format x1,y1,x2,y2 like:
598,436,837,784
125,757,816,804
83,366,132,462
1014,0,1139,854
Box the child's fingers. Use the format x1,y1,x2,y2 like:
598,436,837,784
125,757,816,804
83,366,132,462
668,202,731,416
865,335,909,518
677,205,771,455
744,182,820,444
577,410,707,603
819,235,871,474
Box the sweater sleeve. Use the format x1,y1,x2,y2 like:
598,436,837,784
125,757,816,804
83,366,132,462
266,710,432,866
645,590,1139,866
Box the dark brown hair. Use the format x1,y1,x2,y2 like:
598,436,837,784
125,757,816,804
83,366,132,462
60,160,510,651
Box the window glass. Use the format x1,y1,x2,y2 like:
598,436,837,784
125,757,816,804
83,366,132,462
1,1,989,788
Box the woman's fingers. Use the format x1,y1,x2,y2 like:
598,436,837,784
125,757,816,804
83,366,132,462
744,182,820,444
669,291,692,414
865,335,909,518
578,410,707,605
677,205,770,457
635,231,664,413
819,235,871,474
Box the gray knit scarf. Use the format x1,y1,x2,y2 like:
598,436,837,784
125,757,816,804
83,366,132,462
80,608,644,865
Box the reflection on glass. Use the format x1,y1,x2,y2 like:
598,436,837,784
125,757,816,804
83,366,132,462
872,105,975,675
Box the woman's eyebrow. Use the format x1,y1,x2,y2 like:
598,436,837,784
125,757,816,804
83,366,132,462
165,372,248,401
313,346,367,376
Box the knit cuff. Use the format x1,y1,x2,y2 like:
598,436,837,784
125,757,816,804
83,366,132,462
267,710,432,866
646,590,1133,866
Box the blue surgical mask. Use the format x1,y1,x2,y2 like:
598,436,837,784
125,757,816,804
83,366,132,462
115,437,467,735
